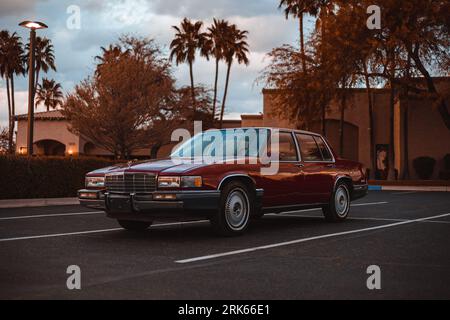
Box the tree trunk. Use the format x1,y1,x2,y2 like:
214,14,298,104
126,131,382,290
6,75,13,153
150,143,161,159
387,84,396,180
188,60,196,119
402,98,410,180
299,15,307,74
339,92,346,157
219,62,232,129
319,12,327,137
34,66,40,109
10,74,16,154
321,104,326,136
401,54,412,180
363,63,376,179
212,58,219,123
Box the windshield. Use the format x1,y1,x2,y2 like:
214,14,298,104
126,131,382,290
170,128,270,160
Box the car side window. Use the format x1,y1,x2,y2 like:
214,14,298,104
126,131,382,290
295,134,322,162
276,132,298,162
313,136,333,161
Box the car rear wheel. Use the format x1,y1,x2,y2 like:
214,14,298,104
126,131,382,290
211,181,253,236
322,181,350,222
117,219,152,231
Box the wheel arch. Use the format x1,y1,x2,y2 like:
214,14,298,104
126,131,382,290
217,174,263,218
333,175,354,197
217,174,256,191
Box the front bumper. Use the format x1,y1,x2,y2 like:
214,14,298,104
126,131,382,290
78,189,105,209
104,190,222,222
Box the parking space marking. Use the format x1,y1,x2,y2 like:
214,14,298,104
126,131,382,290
0,228,124,242
276,213,450,225
280,201,388,215
351,201,389,207
391,191,418,195
0,220,209,242
175,212,450,264
0,202,388,222
0,211,102,221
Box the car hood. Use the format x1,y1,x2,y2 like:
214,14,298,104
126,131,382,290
87,158,209,176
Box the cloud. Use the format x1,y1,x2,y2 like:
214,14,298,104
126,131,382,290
0,89,29,128
0,0,39,18
149,0,278,19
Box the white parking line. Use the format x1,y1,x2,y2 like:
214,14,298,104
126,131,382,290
352,201,389,207
275,213,450,225
175,212,450,264
0,201,387,221
391,191,418,195
0,211,102,221
279,201,388,215
0,220,209,242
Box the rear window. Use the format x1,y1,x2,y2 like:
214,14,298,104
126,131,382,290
295,134,322,162
313,136,333,161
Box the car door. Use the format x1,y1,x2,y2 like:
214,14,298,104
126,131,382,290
258,131,305,208
295,133,335,204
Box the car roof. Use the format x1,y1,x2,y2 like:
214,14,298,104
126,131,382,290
207,127,323,137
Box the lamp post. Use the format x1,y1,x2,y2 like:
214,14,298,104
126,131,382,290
19,20,48,156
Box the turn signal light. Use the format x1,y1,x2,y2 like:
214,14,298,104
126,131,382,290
79,192,98,199
153,194,177,200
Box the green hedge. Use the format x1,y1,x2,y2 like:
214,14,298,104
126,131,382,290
0,156,119,199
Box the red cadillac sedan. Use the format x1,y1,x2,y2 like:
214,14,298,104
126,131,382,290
78,128,368,236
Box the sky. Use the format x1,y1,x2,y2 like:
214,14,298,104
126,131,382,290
0,0,315,127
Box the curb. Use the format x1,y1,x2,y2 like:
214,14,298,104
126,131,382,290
368,185,450,192
0,198,79,209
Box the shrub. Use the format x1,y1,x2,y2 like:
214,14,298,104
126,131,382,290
413,156,436,180
439,171,450,180
0,156,119,199
439,154,450,180
443,154,450,170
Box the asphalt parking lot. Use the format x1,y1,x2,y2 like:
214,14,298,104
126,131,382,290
0,191,449,300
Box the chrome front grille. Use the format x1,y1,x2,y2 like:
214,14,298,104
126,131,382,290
105,173,156,193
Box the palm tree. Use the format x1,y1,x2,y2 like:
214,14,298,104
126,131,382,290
0,30,25,153
95,44,125,73
26,36,56,104
35,78,64,111
170,18,209,117
219,24,250,128
206,19,229,122
279,0,317,72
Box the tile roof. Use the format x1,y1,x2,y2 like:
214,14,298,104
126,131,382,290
15,110,66,121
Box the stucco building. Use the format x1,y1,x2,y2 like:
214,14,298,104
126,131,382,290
14,110,241,159
241,78,450,180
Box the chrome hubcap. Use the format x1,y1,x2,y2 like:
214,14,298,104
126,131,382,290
225,189,249,230
335,186,349,217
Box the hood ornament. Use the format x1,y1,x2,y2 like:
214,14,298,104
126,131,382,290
127,160,133,168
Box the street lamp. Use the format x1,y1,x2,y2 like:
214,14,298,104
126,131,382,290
19,20,48,156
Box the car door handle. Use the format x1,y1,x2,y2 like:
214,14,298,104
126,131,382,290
325,164,335,168
296,163,305,168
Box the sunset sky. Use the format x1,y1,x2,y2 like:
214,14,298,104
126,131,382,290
0,0,316,127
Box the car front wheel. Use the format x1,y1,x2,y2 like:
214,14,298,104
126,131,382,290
117,220,152,231
322,181,350,222
211,181,253,236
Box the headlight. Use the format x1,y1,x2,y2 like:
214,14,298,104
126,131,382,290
181,176,202,188
157,176,180,188
85,176,105,188
157,176,202,188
